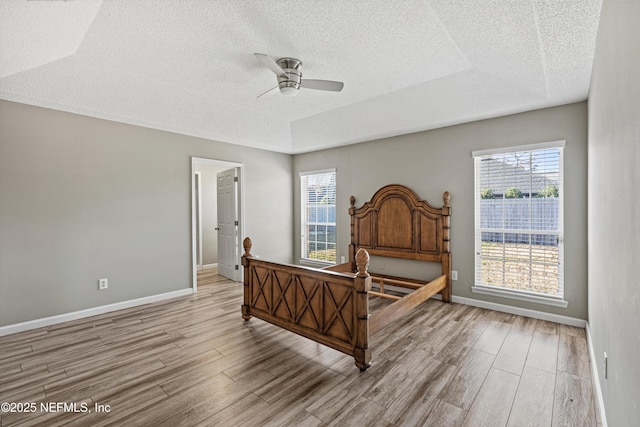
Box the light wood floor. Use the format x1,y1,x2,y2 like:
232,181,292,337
0,269,600,426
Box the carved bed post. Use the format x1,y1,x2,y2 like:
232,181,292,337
349,195,357,273
241,237,253,321
354,248,372,371
441,192,452,303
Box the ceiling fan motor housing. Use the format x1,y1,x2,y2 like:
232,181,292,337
276,57,302,96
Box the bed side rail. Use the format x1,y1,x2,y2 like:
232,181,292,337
368,274,447,336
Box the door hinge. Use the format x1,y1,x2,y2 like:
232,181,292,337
234,220,238,226
235,265,239,270
234,176,238,182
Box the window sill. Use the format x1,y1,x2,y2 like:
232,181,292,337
299,258,335,269
471,285,568,308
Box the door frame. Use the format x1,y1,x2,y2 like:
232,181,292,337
194,171,203,271
191,157,244,293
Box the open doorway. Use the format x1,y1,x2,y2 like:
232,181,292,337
191,157,244,292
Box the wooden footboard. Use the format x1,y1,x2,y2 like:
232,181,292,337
241,237,373,371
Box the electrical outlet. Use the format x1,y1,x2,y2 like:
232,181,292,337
98,278,108,290
340,256,346,264
604,352,608,379
451,270,458,280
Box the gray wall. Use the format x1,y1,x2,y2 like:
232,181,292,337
294,102,588,319
0,100,293,327
588,1,640,425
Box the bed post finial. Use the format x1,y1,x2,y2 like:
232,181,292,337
243,237,253,257
350,195,356,208
443,191,451,207
354,247,372,371
355,248,370,277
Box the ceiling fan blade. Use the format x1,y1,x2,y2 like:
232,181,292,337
254,53,288,78
257,86,279,98
301,79,344,92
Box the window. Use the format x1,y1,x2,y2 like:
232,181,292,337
301,169,336,264
473,141,565,306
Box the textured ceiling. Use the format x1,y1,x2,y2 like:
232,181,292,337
0,0,602,154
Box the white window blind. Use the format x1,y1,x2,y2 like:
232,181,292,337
301,170,336,264
473,142,564,301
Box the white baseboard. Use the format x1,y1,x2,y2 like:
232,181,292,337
202,263,218,269
586,322,608,427
0,288,194,337
430,293,587,327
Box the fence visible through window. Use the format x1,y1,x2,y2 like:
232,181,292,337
474,142,564,299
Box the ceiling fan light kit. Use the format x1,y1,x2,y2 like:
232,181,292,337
255,53,344,98
276,57,302,97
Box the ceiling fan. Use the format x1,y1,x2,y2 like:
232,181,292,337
254,53,344,98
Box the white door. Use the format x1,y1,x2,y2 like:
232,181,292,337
217,168,239,281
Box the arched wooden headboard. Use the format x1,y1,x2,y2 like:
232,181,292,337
348,184,452,301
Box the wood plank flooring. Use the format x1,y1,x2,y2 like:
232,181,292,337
0,269,600,426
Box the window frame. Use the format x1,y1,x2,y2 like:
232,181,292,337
472,141,567,307
300,169,337,266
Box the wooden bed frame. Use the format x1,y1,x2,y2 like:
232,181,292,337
241,184,451,370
